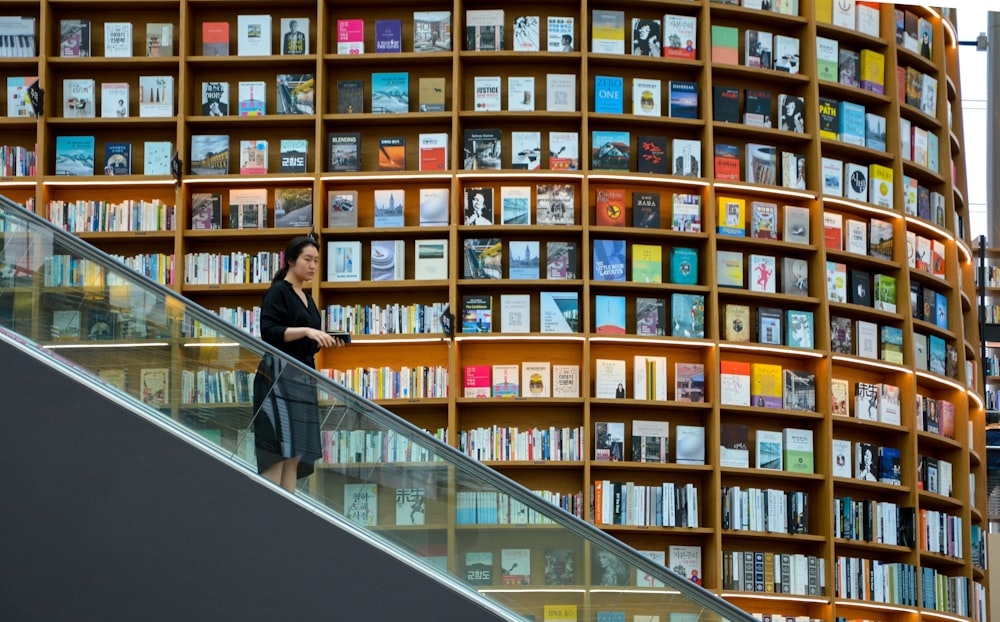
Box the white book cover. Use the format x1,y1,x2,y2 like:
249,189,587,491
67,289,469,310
6,77,36,118
636,550,666,588
510,131,541,171
100,82,130,118
546,74,576,112
552,364,580,398
507,76,535,111
832,438,852,478
395,488,425,526
104,22,132,57
492,364,520,398
594,358,626,398
821,157,843,197
671,139,701,177
633,355,667,400
501,186,532,225
474,76,502,112
418,133,449,173
844,163,868,202
856,320,878,359
832,0,856,29
237,14,272,56
546,16,575,52
326,240,362,282
413,239,448,280
846,219,867,255
539,291,578,333
370,239,405,281
344,482,378,525
63,78,96,118
418,187,449,225
521,361,551,398
773,34,799,74
675,425,705,465
500,294,531,333
143,141,172,175
878,383,901,425
512,15,540,51
632,77,661,116
138,75,174,118
748,255,776,293
591,9,625,54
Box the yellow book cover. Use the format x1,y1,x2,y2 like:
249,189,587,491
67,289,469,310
751,362,783,408
543,604,578,622
818,98,838,140
859,49,885,93
868,164,894,208
724,304,750,342
815,0,833,23
717,196,745,237
631,243,662,283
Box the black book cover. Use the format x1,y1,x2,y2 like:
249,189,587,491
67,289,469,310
712,85,740,123
636,135,667,174
848,269,871,307
328,132,361,171
337,79,364,114
631,191,660,227
910,282,922,320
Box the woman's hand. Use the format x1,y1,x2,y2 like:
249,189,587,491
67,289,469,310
306,328,344,348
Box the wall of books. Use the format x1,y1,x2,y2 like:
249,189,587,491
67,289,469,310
0,1,988,621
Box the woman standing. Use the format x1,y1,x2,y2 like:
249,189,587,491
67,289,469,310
253,235,344,492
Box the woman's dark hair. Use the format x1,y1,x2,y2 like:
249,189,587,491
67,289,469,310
272,234,319,283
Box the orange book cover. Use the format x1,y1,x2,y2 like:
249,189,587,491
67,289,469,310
595,188,626,226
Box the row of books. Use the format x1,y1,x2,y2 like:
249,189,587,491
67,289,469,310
720,423,815,474
323,302,447,336
0,144,35,177
713,0,800,18
721,304,814,350
455,490,577,526
323,239,446,282
833,441,901,484
459,425,583,461
826,267,896,311
834,557,916,605
183,251,283,286
712,89,803,133
717,198,810,244
721,486,808,534
592,480,699,528
818,97,887,151
52,137,172,177
834,497,914,545
594,76,696,118
817,39,884,93
721,550,825,596
902,177,947,224
917,455,954,497
459,291,578,334
45,199,174,234
321,364,449,400
462,362,578,399
319,428,447,465
838,380,901,424
590,12,697,59
919,567,983,618
919,509,963,558
592,359,705,403
0,16,36,58
459,184,577,226
899,65,939,117
57,20,174,57
830,317,904,364
60,77,174,119
714,142,806,189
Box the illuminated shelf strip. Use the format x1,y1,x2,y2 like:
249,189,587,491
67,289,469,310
455,172,585,181
0,180,38,187
320,173,453,182
454,334,586,343
722,593,828,604
589,336,713,348
182,342,241,348
719,342,825,359
822,197,903,219
714,182,815,201
968,389,985,411
904,216,955,242
589,173,708,187
834,599,914,613
915,370,969,393
45,178,177,187
184,175,314,185
45,341,170,349
342,336,447,345
831,355,912,374
477,588,588,594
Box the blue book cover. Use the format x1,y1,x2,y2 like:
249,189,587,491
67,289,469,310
591,130,630,170
508,241,540,280
928,335,946,375
594,294,626,334
934,292,947,329
594,75,624,114
592,239,626,281
878,447,901,484
596,613,626,622
371,72,410,113
837,100,866,146
55,135,96,176
669,247,698,285
668,80,698,119
374,19,403,53
103,141,131,175
671,293,705,338
785,309,814,349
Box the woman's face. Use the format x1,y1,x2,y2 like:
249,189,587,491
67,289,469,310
290,244,320,282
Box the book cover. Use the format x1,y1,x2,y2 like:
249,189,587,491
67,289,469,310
466,9,504,51
546,74,576,112
781,257,809,297
6,77,36,118
501,548,531,585
636,136,668,174
543,549,575,585
635,297,666,336
745,143,776,185
238,139,268,174
521,361,551,398
377,137,406,172
547,16,575,52
508,241,539,279
374,19,402,54
720,422,750,467
63,78,96,118
671,194,701,232
631,17,662,57
200,81,229,116
749,201,778,239
774,34,800,73
546,241,577,278
507,76,535,112
413,239,448,280
337,79,364,114
463,187,494,225
145,22,173,57
539,292,578,333
277,139,308,173
757,306,782,345
143,141,172,175
372,189,404,227
191,193,222,230
594,75,624,114
713,143,740,181
634,355,668,400
103,142,131,175
139,367,169,407
280,18,308,55
463,128,501,170
670,293,704,338
463,364,492,397
99,80,130,119
591,130,630,171
275,74,314,115
137,75,174,118
328,132,360,172
675,363,705,402
594,360,626,399
104,22,132,57
591,9,626,55
473,76,501,112
60,19,91,57
395,488,425,526
724,304,751,342
594,295,626,334
669,247,697,285
416,77,446,113
756,429,783,470
675,425,705,465
711,24,738,65
632,191,660,228
336,18,364,54
745,29,772,69
671,139,701,177
595,188,626,227
54,135,95,176
548,132,579,171
236,14,272,56
636,550,666,587
832,438,852,476
326,241,362,281
632,420,669,463
370,239,405,281
418,132,449,172
326,190,358,228
201,21,229,56
227,187,267,229
632,77,662,116
371,72,409,114
821,157,843,197
461,295,493,333
662,14,696,60
512,15,540,52
414,11,451,52
463,238,501,280
744,88,773,128
592,239,626,282
830,316,852,354
783,428,814,473
785,310,814,349
491,364,520,397
668,546,702,586
712,86,740,123
465,552,493,585
716,196,745,237
783,205,810,244
720,360,751,405
749,254,776,293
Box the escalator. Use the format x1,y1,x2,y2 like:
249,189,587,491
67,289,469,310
0,195,754,622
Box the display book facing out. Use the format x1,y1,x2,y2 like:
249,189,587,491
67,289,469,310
4,2,985,621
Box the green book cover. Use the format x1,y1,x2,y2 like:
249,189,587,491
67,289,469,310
783,428,814,473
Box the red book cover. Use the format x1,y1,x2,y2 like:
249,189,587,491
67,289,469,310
595,188,626,226
713,143,740,180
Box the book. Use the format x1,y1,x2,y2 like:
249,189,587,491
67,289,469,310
592,9,625,54
395,488,425,526
103,142,131,175
595,188,626,227
464,364,492,397
418,132,449,172
745,143,776,185
413,239,448,281
816,36,838,82
328,132,361,172
370,239,405,281
461,295,493,333
544,605,578,622
821,157,843,197
675,363,705,402
717,251,744,287
672,139,701,177
416,77,446,113
374,19,402,54
845,163,868,202
60,19,91,57
720,360,751,405
671,194,701,232
100,82,129,118
548,132,579,171
54,135,95,176
463,128,501,170
594,75,624,114
635,297,666,336
278,139,308,174
275,74,314,115
830,316,852,354
637,550,666,588
749,201,778,239
669,247,697,285
668,546,702,586
783,205,810,244
671,293,704,338
138,75,174,117
463,187,494,226
632,191,660,228
336,19,364,54
543,549,575,585
512,15,540,52
326,241,362,282
327,190,358,228
546,241,577,278
103,22,132,57
749,255,776,293
720,422,750,467
595,421,625,460
712,86,740,123
781,257,809,296
594,295,626,334
786,310,814,349
591,130,630,171
539,292,578,333
662,14,697,60
675,425,705,465
491,364,520,398
744,88,773,128
501,548,531,585
713,143,740,181
371,72,409,114
200,81,229,116
201,21,229,56
547,16,575,52
520,362,551,398
633,355,667,401
783,428,814,473
377,137,406,172
63,78,96,118
143,141,172,175
724,304,751,342
745,29,772,69
465,551,493,585
473,76,501,112
236,14,272,56
227,187,267,229
636,136,667,174
6,76,36,118
414,11,452,52
594,360,626,400
143,23,172,57
508,241,539,279
372,189,404,227
546,74,576,112
711,24,738,65
139,368,169,407
337,79,364,114
832,438,852,477
466,9,504,51
631,17,662,57
774,34,800,73
592,239,626,282
632,420,669,463
279,18,308,55
757,307,782,345
191,193,223,230
756,429,783,470
633,78,662,117
238,139,268,175
507,76,535,112
716,196,745,237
